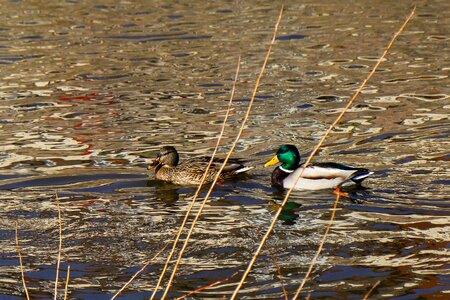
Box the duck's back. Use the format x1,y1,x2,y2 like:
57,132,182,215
156,157,251,185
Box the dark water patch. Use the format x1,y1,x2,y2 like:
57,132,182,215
277,34,306,40
297,103,314,110
341,64,369,69
393,156,416,165
121,23,137,27
409,169,433,175
0,55,44,61
315,95,342,102
305,70,323,76
318,265,391,282
13,102,54,111
19,35,43,40
216,9,233,13
184,107,210,114
105,33,184,39
356,131,412,145
73,179,147,194
0,174,145,190
138,35,212,43
331,148,384,155
431,180,449,185
81,73,130,80
173,53,190,57
168,14,183,19
382,75,447,84
198,83,223,87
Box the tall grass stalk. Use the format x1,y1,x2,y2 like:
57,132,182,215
159,5,284,299
15,222,30,300
231,5,416,299
149,55,241,300
64,265,70,300
54,192,63,300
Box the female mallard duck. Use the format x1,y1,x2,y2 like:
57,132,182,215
148,146,253,185
264,144,373,191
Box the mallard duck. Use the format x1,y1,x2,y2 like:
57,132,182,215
148,146,253,185
264,144,373,191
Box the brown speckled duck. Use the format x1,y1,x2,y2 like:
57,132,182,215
148,146,253,185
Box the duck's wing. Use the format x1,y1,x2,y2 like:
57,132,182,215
183,157,253,174
281,163,371,190
300,163,361,179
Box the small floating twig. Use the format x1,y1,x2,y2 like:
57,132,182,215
363,280,381,300
112,241,170,300
15,222,31,300
64,265,70,300
54,192,63,300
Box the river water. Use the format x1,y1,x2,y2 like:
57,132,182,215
0,1,448,299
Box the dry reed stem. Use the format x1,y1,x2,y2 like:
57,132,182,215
231,6,416,299
160,5,284,299
363,280,381,300
112,241,170,300
269,250,289,300
149,55,241,300
54,192,63,300
292,7,416,299
15,222,30,300
64,265,70,300
292,193,341,299
175,274,235,300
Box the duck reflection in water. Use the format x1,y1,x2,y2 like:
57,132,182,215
146,179,180,204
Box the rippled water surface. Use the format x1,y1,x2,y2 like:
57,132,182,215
0,0,449,299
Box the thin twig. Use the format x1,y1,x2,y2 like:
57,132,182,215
268,250,288,300
231,6,416,299
54,192,63,300
292,193,341,299
112,241,170,300
175,273,236,300
363,280,381,300
149,55,241,300
161,5,284,299
292,7,416,299
64,265,70,300
15,222,30,300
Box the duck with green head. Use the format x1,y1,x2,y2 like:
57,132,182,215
264,144,373,191
148,146,253,185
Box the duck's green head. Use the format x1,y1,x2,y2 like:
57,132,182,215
264,144,301,171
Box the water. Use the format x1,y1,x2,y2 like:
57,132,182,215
0,0,449,299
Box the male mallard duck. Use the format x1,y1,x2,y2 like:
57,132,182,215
148,146,253,185
264,144,373,192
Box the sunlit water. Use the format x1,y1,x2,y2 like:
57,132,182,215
0,0,449,299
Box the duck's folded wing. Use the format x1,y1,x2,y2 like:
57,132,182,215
299,163,359,179
184,157,247,173
283,166,346,190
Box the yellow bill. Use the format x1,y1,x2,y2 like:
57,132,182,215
264,155,280,167
147,159,160,170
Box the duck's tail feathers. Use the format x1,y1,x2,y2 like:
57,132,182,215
234,166,254,174
351,169,374,184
